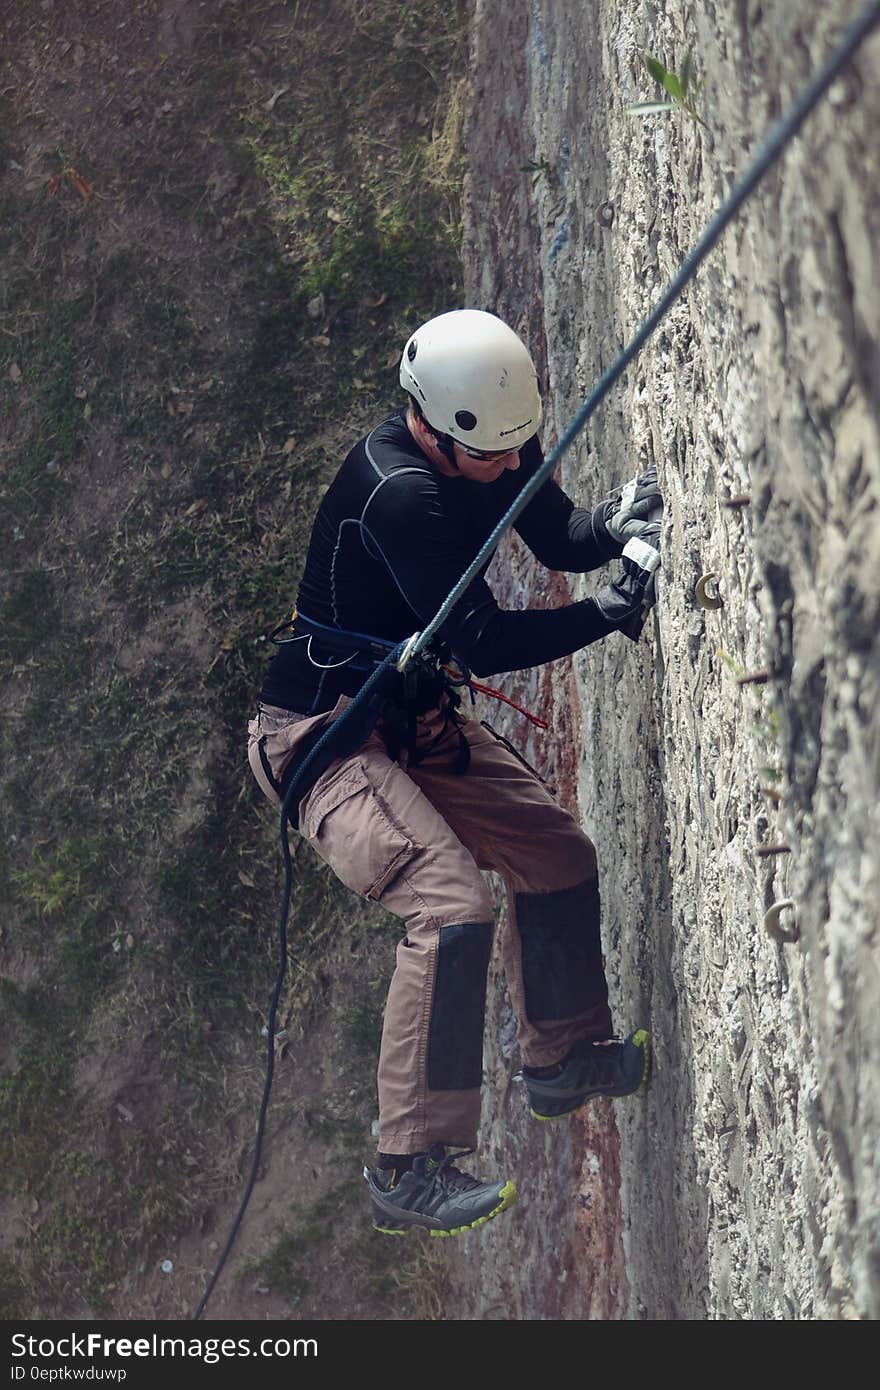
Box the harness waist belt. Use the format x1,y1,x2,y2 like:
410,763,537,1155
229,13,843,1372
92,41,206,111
291,610,399,671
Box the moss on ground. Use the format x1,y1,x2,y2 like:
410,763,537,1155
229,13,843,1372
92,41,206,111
0,0,465,1318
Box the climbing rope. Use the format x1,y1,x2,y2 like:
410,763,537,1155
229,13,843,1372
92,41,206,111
192,0,880,1319
192,646,405,1321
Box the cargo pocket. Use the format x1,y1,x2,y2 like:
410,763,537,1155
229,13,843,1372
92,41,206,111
301,761,417,902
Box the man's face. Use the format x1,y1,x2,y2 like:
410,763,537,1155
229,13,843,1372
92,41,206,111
450,441,521,483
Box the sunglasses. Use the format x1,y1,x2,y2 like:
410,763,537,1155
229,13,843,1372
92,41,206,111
458,443,518,462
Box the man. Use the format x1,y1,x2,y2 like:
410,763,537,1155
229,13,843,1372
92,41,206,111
247,309,661,1237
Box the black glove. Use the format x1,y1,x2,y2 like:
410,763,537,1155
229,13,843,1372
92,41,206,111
618,571,657,641
594,526,661,640
591,466,664,556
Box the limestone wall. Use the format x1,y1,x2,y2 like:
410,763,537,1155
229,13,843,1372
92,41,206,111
454,0,879,1319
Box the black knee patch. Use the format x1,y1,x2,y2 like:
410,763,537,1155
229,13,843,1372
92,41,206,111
516,878,608,1020
427,922,493,1091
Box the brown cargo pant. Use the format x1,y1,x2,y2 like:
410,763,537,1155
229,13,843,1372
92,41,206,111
247,696,613,1154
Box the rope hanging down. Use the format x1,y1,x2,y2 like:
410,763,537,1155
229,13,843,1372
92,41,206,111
192,646,405,1321
192,0,880,1319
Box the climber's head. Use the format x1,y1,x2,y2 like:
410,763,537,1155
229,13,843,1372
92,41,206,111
399,309,542,471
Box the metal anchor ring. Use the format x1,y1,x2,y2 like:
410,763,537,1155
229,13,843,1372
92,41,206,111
695,573,723,609
763,899,799,944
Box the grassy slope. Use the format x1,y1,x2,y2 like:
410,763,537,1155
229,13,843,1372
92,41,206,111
0,0,465,1319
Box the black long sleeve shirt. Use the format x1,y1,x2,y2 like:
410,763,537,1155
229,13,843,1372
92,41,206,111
260,409,621,714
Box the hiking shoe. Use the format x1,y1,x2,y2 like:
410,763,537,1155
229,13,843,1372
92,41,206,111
524,1029,651,1120
364,1145,518,1237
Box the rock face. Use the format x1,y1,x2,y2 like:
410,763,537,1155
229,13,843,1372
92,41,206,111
454,0,879,1319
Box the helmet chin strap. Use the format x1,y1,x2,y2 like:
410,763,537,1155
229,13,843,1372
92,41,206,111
436,433,458,467
406,402,462,473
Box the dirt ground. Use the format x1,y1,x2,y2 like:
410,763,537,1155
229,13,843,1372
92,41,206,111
1,0,464,1322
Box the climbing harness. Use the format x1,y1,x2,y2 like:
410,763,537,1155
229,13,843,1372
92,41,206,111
264,609,472,807
192,0,880,1318
271,607,399,672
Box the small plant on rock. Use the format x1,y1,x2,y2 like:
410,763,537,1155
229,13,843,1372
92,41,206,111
520,155,553,186
627,48,706,126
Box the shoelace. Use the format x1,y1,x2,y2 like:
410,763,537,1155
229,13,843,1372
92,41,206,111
423,1145,482,1193
569,1041,625,1084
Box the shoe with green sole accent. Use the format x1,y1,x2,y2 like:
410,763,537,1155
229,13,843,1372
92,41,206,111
364,1145,518,1237
524,1029,651,1120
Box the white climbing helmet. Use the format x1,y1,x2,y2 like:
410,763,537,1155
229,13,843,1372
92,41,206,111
399,308,542,452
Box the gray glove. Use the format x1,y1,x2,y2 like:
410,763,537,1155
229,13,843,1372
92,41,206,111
594,524,661,640
591,466,664,555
